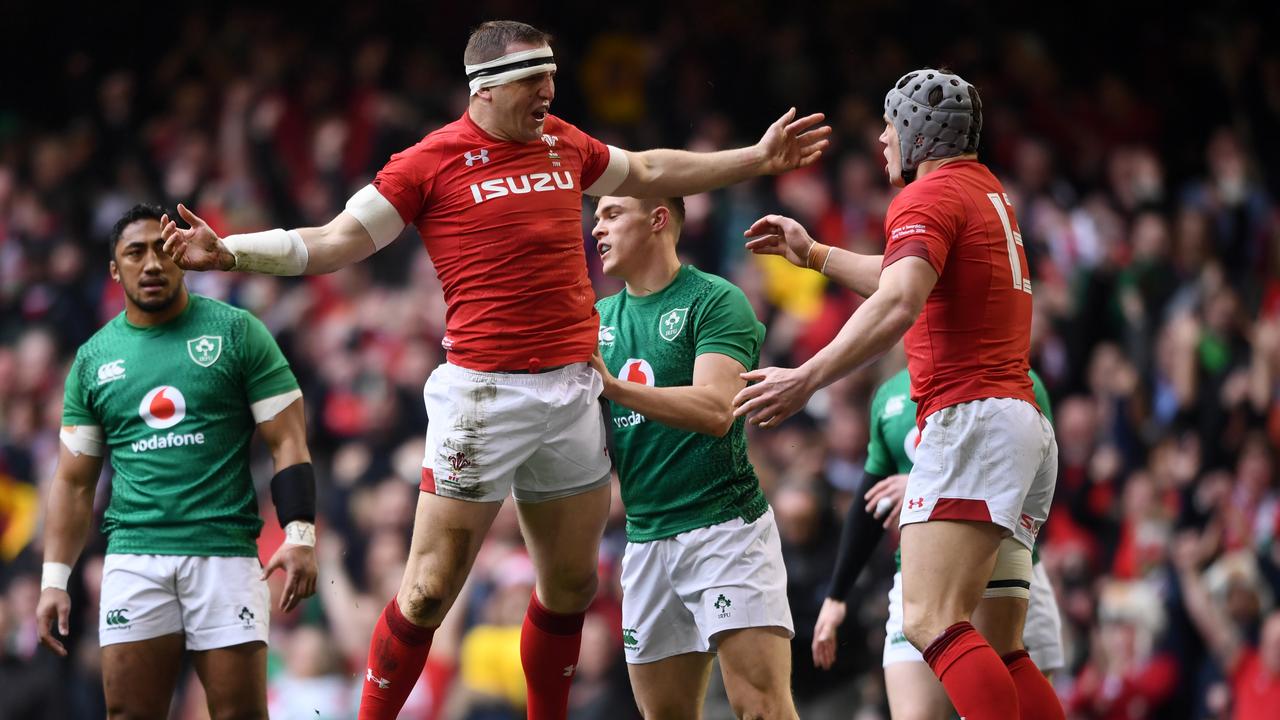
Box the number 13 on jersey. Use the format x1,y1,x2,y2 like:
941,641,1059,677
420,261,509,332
986,192,1032,295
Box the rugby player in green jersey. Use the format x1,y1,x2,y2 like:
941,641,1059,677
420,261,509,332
589,195,797,720
35,204,318,719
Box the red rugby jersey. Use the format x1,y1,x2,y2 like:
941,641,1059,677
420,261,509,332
373,112,616,371
881,160,1038,426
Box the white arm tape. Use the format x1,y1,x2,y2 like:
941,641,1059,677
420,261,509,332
283,520,316,547
42,562,72,591
251,389,303,424
223,228,310,275
60,425,104,457
584,145,631,197
344,185,406,250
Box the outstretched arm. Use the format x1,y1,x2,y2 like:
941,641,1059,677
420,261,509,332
161,204,384,275
612,108,831,198
744,214,883,298
37,439,104,656
733,257,936,427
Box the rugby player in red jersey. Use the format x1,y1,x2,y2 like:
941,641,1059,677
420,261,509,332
732,68,1063,720
160,20,829,720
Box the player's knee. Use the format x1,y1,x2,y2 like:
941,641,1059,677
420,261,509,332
727,687,789,720
398,581,450,626
902,610,951,652
542,567,599,611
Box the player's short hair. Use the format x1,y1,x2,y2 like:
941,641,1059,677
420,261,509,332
108,203,166,258
464,21,552,65
646,197,686,228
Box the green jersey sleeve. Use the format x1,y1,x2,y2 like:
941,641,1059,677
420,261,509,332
1029,369,1053,425
693,283,762,371
61,352,99,427
239,314,300,404
863,383,895,477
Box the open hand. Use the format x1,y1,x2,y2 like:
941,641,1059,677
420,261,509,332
756,108,832,175
160,204,235,271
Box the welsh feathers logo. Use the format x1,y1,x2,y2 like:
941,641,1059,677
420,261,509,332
659,307,689,341
621,358,655,387
187,335,223,367
139,386,187,429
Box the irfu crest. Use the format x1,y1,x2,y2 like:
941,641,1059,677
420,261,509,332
659,307,689,342
187,335,223,367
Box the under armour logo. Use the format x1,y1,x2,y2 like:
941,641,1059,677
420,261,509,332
906,497,925,511
563,664,576,677
366,668,391,689
464,149,490,166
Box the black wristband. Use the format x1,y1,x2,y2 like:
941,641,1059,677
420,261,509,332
270,463,316,527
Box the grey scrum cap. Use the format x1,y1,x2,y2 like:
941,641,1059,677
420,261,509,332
884,68,983,182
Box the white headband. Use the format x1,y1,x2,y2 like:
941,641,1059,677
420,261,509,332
465,46,556,96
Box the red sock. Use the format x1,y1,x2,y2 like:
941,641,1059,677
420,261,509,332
922,621,1019,720
520,592,586,720
1003,649,1065,720
358,598,436,720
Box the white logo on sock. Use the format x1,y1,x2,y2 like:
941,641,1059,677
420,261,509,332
366,668,391,689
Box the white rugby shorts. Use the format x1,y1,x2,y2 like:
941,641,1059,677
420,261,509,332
620,508,794,664
419,362,611,503
98,554,269,650
898,397,1058,549
883,562,1065,671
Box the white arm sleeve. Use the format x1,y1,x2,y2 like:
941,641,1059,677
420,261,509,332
583,145,631,197
345,185,407,250
60,425,104,457
251,389,303,424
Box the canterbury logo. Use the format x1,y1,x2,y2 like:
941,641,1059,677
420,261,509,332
468,172,575,204
464,149,489,166
105,609,130,625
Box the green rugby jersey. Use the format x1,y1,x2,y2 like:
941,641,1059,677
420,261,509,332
62,294,299,556
871,367,1053,567
597,266,768,543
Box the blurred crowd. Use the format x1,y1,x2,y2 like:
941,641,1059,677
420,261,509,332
1,2,1278,719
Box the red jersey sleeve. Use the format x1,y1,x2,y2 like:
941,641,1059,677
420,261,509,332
550,117,612,189
882,183,963,275
372,140,445,225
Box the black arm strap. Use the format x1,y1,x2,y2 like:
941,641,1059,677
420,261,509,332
825,470,888,601
270,462,316,527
